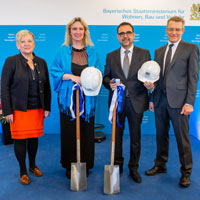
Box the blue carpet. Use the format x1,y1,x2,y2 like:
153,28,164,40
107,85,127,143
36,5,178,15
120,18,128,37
0,134,200,200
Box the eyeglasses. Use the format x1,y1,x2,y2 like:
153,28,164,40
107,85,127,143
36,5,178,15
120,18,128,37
167,28,183,33
118,31,133,37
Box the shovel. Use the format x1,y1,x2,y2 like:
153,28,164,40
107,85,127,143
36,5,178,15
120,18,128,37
104,101,120,194
71,88,87,191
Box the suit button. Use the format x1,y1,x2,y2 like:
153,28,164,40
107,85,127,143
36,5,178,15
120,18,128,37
39,80,42,83
38,71,41,74
40,90,43,93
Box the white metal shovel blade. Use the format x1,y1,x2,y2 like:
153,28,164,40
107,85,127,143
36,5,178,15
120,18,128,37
70,162,87,191
104,164,120,194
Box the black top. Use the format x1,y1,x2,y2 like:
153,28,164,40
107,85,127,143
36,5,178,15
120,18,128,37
27,66,42,109
71,47,88,76
71,63,88,76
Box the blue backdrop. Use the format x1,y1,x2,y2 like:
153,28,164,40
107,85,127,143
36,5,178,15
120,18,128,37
0,25,200,139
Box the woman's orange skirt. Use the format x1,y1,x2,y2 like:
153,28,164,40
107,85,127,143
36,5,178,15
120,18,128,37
10,109,44,139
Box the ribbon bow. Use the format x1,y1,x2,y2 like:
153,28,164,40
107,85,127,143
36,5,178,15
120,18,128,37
70,84,84,119
108,79,125,127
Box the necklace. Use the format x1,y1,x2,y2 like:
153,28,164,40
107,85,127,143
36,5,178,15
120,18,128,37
72,46,86,52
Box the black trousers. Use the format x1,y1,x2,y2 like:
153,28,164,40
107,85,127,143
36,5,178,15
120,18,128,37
154,93,192,176
114,97,143,171
60,112,95,171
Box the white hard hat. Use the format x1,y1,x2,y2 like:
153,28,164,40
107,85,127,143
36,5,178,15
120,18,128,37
80,67,102,96
138,61,161,83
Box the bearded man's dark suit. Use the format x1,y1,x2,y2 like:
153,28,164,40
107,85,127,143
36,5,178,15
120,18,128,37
152,40,199,175
103,46,150,172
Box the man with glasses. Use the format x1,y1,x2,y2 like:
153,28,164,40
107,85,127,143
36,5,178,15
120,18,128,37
145,16,199,187
103,22,152,183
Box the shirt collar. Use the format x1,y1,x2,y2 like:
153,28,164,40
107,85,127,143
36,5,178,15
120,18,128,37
168,39,181,48
121,44,134,54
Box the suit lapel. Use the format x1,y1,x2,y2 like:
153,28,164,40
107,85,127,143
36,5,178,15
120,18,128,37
127,46,144,79
115,48,127,80
127,47,138,79
168,40,184,71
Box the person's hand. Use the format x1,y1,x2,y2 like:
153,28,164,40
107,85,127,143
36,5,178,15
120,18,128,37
71,75,81,85
110,82,117,91
180,104,193,115
5,114,13,123
144,81,154,90
149,102,154,112
44,111,50,118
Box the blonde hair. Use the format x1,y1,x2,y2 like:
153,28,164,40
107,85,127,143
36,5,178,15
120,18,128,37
64,17,93,47
167,16,185,28
16,30,35,43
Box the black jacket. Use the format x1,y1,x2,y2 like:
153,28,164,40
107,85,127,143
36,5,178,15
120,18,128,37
103,46,150,114
1,53,51,116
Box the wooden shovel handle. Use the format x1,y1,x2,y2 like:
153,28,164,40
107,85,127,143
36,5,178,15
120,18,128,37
110,78,120,143
76,88,80,140
111,102,117,142
110,79,121,164
110,100,117,165
76,88,81,162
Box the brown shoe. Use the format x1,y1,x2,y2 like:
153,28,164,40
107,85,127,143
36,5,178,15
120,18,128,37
29,167,43,177
20,174,30,185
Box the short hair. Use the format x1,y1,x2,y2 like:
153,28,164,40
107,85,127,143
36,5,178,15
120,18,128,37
167,16,185,27
64,17,93,47
117,22,134,33
16,30,35,43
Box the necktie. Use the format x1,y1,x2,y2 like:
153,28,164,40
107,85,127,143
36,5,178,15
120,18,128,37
163,44,174,92
123,50,130,79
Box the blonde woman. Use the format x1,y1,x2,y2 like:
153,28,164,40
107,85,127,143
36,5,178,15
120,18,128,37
51,17,101,179
1,30,51,185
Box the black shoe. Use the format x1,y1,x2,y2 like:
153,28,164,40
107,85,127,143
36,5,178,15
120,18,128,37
130,170,142,183
66,169,71,179
179,175,190,187
145,165,167,176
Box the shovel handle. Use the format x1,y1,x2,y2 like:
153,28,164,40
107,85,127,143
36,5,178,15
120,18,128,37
76,88,81,162
110,79,118,144
111,102,117,143
110,101,117,165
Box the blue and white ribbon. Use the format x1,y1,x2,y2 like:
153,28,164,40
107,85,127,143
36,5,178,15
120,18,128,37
108,79,125,127
70,84,84,119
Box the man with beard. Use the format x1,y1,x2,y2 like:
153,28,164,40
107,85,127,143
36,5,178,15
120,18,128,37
103,22,152,183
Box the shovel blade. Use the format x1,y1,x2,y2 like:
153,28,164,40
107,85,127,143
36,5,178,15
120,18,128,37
104,165,120,194
70,162,87,191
